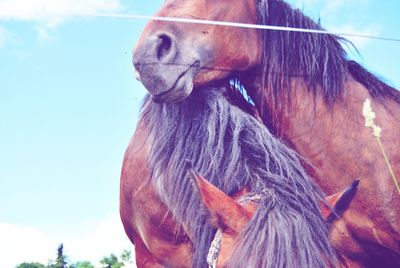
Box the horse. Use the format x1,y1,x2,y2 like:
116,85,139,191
121,87,338,267
132,0,400,266
190,170,360,267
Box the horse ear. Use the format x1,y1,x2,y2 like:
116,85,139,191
321,180,360,219
189,169,252,233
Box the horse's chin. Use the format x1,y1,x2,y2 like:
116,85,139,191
151,78,194,103
148,67,232,103
139,60,200,103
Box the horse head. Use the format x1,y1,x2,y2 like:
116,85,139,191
191,170,359,267
133,0,261,102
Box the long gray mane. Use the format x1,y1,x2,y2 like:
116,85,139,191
142,87,337,267
254,0,400,133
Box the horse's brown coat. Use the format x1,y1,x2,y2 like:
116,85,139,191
128,0,400,266
120,116,192,267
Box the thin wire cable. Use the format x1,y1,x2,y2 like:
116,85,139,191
6,12,400,42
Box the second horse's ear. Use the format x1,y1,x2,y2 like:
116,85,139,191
189,169,252,234
321,180,360,220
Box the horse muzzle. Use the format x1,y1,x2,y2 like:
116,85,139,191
133,32,200,102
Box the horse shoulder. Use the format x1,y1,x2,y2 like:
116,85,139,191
120,117,193,267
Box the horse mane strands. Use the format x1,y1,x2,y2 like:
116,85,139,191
256,0,400,134
143,87,337,267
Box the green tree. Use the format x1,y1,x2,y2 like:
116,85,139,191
100,254,124,268
16,262,46,268
72,261,95,268
49,244,69,268
120,250,132,265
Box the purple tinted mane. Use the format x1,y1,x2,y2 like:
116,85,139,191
141,87,337,267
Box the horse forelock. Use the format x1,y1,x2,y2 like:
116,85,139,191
143,87,337,267
254,0,399,133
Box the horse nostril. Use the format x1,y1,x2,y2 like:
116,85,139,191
156,34,174,61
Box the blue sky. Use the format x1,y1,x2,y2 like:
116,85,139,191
0,0,399,267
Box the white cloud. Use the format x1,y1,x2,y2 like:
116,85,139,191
0,222,57,267
63,215,134,266
0,0,123,44
0,0,123,27
0,215,136,268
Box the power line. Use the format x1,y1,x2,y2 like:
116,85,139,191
6,12,400,42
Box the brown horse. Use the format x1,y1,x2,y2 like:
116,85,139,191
191,170,361,267
121,87,339,267
133,0,400,266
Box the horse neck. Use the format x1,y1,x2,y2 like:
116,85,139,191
278,78,400,250
284,79,365,149
253,76,400,192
